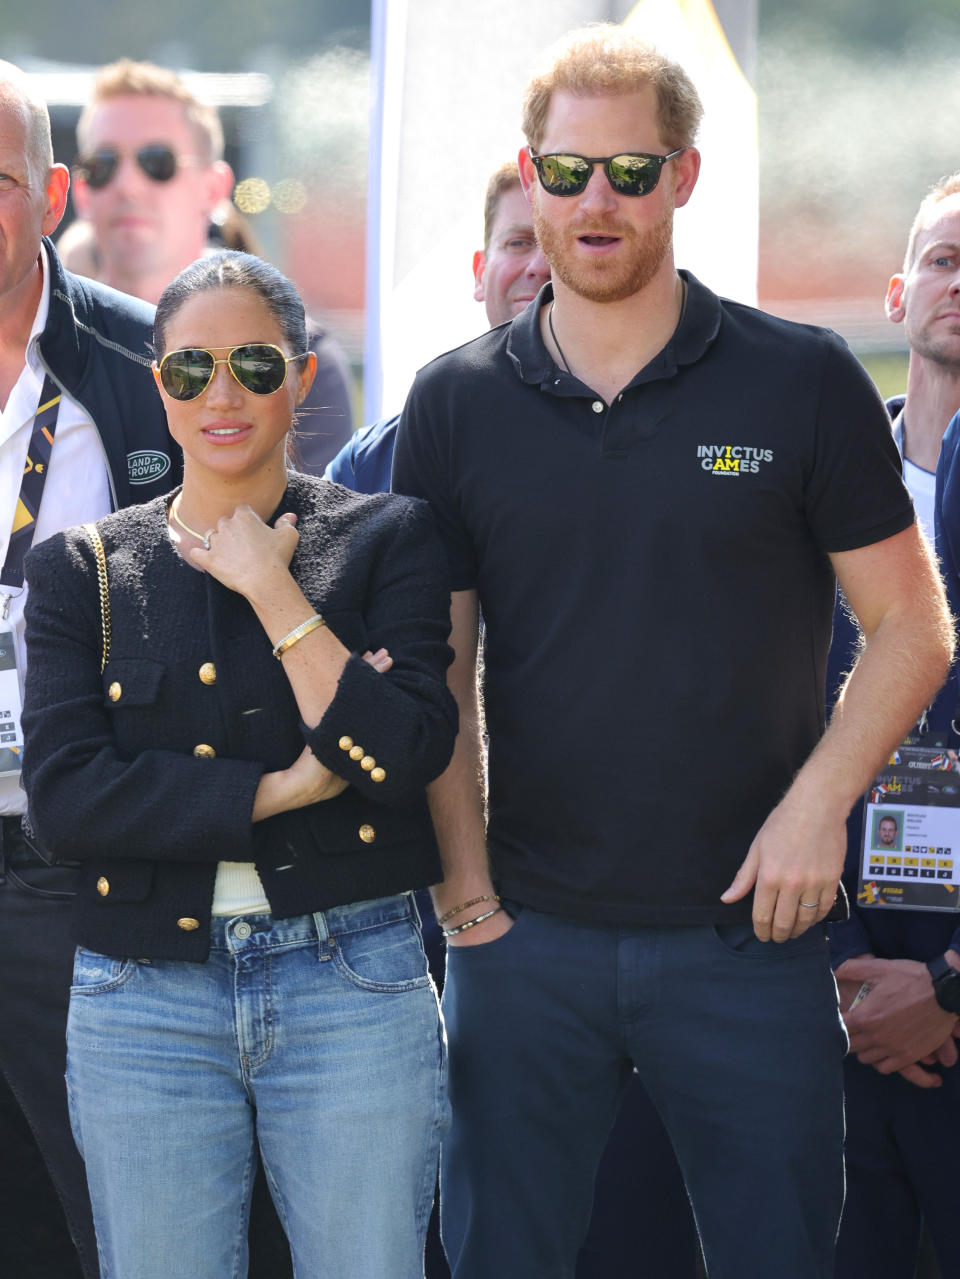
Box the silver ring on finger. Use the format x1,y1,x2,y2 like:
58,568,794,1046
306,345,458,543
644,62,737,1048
202,530,212,551
799,900,819,909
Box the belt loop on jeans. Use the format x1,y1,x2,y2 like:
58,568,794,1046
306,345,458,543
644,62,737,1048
312,910,331,943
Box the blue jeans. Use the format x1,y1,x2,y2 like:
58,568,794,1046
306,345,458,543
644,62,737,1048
66,894,448,1279
441,906,846,1279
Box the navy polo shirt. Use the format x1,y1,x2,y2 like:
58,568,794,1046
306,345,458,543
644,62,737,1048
394,274,914,925
324,414,399,494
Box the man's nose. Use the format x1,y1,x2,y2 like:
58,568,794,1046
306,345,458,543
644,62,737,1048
109,153,151,195
576,163,619,212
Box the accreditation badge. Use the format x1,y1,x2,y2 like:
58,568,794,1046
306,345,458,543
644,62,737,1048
0,630,23,776
858,737,960,912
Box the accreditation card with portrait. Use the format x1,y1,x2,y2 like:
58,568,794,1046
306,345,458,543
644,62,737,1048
859,736,960,913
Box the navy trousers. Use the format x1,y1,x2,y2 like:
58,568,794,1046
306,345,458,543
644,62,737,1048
835,1055,960,1279
0,831,99,1279
441,906,846,1279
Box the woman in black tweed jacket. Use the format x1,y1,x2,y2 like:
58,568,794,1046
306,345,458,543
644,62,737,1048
21,253,457,1279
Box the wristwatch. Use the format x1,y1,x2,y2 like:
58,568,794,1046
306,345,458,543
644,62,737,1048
926,954,960,1014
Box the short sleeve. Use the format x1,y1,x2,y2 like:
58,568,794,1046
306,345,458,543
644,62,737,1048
804,336,915,553
392,373,480,591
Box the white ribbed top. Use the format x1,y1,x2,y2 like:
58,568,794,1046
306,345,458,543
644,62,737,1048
211,862,271,916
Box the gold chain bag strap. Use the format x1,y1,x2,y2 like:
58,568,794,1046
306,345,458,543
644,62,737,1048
82,522,111,671
21,523,110,868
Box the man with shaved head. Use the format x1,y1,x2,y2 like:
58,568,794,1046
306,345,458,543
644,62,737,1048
0,61,177,1277
829,172,960,1279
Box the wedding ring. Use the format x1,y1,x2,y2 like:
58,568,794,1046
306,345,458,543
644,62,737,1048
799,900,819,909
202,531,212,551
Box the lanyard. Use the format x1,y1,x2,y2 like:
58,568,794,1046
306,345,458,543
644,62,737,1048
0,373,61,616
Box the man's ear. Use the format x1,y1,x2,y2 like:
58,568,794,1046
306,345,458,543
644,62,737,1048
473,249,486,303
204,160,235,215
41,164,71,237
886,274,906,324
518,147,537,203
671,147,701,210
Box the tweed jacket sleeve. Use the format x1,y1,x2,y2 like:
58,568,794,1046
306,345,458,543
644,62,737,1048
300,494,458,804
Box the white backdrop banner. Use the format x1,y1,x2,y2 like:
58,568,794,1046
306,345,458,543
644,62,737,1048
365,0,757,420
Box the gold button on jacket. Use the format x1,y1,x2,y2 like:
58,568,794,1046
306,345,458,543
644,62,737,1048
358,824,376,844
338,735,353,751
177,917,200,931
349,744,364,761
96,876,110,896
193,744,216,758
107,682,122,702
370,767,386,783
360,755,376,771
198,662,217,685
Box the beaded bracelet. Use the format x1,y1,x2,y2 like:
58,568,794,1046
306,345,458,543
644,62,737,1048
441,905,503,938
437,894,500,926
272,614,326,660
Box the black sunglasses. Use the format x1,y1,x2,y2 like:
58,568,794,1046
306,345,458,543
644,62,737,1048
157,345,309,401
74,144,200,190
529,148,686,197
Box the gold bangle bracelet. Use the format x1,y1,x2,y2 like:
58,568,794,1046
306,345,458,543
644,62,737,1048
437,894,500,926
272,613,326,660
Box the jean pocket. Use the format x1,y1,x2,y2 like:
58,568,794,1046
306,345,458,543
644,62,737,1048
709,920,828,962
7,863,79,900
331,916,432,993
70,946,138,995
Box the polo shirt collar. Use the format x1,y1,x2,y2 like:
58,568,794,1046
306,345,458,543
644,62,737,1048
506,270,723,391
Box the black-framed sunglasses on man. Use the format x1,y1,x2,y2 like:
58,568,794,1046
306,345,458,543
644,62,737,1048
528,146,686,197
73,144,201,190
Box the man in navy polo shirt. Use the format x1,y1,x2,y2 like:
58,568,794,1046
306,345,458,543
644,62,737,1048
333,160,698,1279
393,25,954,1279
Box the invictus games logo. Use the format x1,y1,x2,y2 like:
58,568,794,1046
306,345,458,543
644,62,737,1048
128,450,171,485
697,444,773,476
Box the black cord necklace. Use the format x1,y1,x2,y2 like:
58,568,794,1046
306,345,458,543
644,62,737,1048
547,302,573,375
548,278,689,381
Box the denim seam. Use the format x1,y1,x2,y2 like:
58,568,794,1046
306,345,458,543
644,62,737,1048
415,1005,450,1244
229,1130,258,1279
